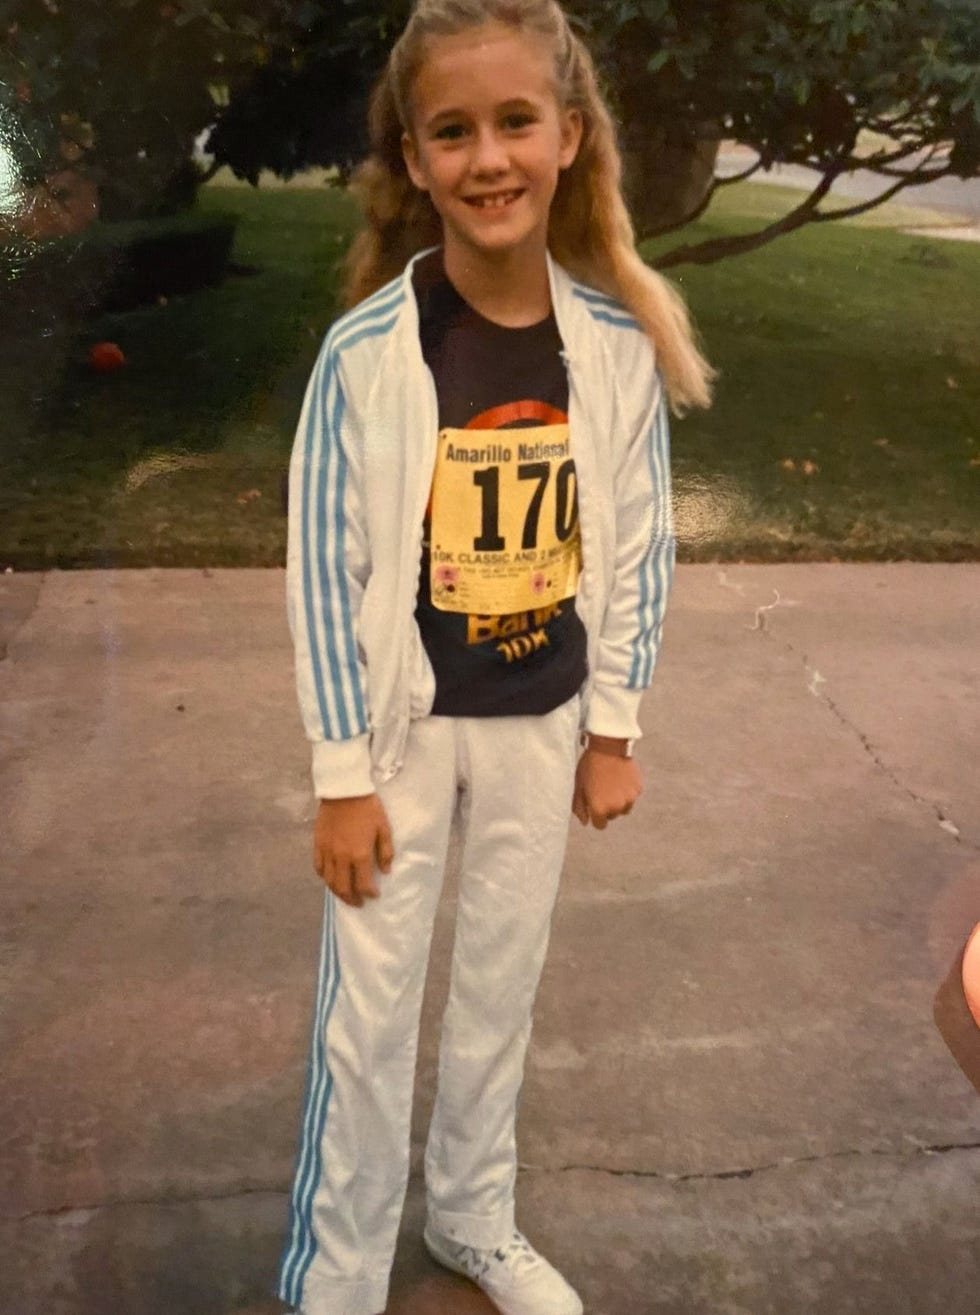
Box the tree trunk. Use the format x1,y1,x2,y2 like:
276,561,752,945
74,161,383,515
621,123,721,241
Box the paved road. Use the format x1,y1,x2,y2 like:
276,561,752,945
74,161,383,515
1,565,979,1315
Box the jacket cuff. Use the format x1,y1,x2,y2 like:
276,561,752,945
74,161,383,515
585,680,644,742
311,733,375,800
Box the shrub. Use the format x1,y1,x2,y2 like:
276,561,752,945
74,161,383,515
2,209,239,332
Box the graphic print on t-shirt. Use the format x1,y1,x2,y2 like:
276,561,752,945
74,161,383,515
429,398,582,615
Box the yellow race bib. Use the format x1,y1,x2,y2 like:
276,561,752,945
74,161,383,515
429,424,582,615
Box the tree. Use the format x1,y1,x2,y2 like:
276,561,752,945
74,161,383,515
592,0,980,267
0,0,288,222
207,0,980,269
3,0,977,261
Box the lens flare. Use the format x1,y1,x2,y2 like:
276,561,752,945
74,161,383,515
672,473,752,550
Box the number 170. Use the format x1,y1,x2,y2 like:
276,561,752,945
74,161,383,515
472,459,578,553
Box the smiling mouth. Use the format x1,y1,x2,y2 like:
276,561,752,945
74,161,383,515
464,189,525,209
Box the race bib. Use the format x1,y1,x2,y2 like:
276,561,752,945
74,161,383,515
429,424,582,615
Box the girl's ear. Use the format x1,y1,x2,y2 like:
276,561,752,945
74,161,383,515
401,131,428,191
558,108,584,171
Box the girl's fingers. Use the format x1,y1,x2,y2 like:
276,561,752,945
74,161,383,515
329,857,359,907
376,819,395,874
584,801,637,828
353,857,380,901
571,781,587,824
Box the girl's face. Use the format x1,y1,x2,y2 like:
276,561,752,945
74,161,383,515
401,22,582,271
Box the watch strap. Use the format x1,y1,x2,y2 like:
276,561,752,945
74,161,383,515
580,731,635,758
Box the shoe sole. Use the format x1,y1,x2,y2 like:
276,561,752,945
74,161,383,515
422,1226,584,1315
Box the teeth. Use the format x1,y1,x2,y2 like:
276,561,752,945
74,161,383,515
472,192,520,208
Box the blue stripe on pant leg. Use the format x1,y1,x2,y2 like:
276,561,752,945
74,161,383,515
277,892,341,1306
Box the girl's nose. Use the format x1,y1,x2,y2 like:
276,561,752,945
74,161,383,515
471,127,509,174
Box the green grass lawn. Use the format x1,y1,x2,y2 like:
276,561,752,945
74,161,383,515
1,178,977,568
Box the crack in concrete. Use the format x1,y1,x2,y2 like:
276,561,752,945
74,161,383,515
785,641,980,855
5,1184,284,1226
522,1139,980,1183
740,587,978,854
7,1142,980,1225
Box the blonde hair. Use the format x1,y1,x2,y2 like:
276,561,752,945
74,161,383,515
344,0,715,414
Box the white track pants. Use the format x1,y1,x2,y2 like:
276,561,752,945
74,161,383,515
277,693,582,1315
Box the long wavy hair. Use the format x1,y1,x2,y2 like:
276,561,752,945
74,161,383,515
344,0,715,414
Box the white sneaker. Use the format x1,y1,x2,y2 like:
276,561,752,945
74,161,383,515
423,1223,584,1315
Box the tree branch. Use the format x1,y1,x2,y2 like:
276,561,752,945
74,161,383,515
869,138,947,179
650,164,841,270
714,157,764,186
852,141,936,169
640,164,736,242
866,96,934,134
642,182,717,239
812,167,956,222
638,147,763,243
874,163,950,181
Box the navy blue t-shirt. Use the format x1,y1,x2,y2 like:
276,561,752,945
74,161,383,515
413,252,588,717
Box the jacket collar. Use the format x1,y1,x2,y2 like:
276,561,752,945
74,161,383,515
546,249,594,368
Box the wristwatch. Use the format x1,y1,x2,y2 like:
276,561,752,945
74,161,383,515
580,731,636,759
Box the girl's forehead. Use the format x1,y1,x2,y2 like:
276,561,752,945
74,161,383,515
411,22,557,111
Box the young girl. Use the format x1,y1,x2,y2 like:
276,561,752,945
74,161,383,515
278,3,713,1313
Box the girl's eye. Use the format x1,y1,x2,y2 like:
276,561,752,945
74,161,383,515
434,123,467,141
503,113,536,130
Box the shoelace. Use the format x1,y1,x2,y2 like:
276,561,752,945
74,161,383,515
491,1230,541,1278
452,1230,541,1281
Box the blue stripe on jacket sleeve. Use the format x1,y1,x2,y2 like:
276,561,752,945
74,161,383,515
299,350,333,736
326,281,404,348
300,348,369,743
571,285,641,332
586,309,642,332
629,389,675,689
329,374,369,736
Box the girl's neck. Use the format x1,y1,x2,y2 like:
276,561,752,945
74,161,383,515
442,241,552,328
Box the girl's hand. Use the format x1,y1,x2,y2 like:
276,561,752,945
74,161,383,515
572,751,643,829
313,794,395,908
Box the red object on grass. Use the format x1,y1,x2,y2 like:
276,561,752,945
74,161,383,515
88,341,126,372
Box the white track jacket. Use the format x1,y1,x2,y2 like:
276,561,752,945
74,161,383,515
286,249,675,800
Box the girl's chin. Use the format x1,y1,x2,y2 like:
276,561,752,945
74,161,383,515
457,237,540,263
447,219,547,261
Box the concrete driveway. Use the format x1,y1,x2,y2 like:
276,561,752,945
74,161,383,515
1,564,978,1315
